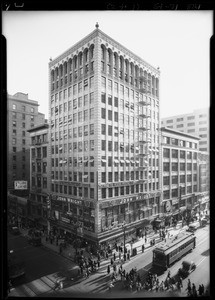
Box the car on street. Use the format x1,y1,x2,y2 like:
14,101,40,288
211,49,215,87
177,260,196,278
186,222,199,232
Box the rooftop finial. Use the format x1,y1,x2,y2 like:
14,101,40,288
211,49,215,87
95,22,99,29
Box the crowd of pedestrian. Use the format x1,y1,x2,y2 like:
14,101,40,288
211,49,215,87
185,279,209,297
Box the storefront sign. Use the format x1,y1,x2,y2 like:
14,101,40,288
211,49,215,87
14,181,28,190
57,196,94,208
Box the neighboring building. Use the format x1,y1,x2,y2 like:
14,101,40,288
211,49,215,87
48,24,161,251
161,108,209,153
198,151,210,212
28,123,49,229
160,127,200,225
7,92,45,192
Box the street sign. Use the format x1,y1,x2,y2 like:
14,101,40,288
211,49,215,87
14,181,28,190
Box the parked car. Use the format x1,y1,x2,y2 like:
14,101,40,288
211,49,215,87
9,226,20,235
186,222,199,232
178,260,196,278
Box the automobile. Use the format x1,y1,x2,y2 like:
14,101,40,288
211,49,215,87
186,222,199,232
9,226,20,235
201,218,208,227
178,260,196,278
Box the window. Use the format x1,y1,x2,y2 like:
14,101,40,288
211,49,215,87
108,110,112,121
101,140,106,151
12,112,17,119
187,116,195,120
163,148,170,158
188,122,195,127
90,108,94,119
12,129,16,136
114,112,118,122
108,125,112,136
176,117,183,122
90,124,94,135
101,76,106,88
101,124,106,135
13,121,16,127
101,108,106,119
90,172,94,183
30,115,34,122
12,138,16,145
22,131,25,137
90,92,94,104
90,140,94,151
31,107,34,113
108,141,112,151
108,95,112,105
12,104,16,110
166,119,173,123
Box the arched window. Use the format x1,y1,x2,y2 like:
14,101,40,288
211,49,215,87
85,49,89,62
74,56,77,69
64,62,67,74
90,45,94,59
79,53,83,66
60,65,63,77
69,59,72,72
108,49,111,64
114,53,117,66
101,45,105,60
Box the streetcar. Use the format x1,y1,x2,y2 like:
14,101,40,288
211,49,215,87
152,232,196,270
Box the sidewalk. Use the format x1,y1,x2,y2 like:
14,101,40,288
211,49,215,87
19,221,187,266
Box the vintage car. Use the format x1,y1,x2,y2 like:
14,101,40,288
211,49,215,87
186,222,199,233
178,260,196,278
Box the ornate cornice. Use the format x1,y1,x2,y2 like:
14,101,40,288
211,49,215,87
49,28,160,77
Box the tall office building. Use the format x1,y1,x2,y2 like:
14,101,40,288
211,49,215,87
7,92,45,192
160,127,200,224
28,123,49,229
48,24,161,250
161,108,209,153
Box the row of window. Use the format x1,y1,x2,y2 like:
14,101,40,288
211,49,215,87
165,113,207,124
163,185,197,199
32,162,47,173
51,170,159,183
163,174,197,185
31,147,47,158
163,162,197,172
12,120,34,128
31,176,47,189
12,103,35,113
12,138,26,145
51,70,94,91
50,183,158,199
162,137,197,149
163,149,198,159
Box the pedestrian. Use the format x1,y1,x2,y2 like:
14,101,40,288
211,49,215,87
201,284,205,295
123,253,126,262
142,244,145,253
145,237,147,243
127,252,130,260
113,264,116,272
167,269,171,278
106,252,109,259
107,265,110,275
97,260,100,269
192,283,196,295
198,284,202,296
113,252,116,261
110,258,114,265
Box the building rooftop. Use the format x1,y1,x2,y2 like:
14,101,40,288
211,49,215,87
161,126,200,141
27,123,49,133
8,92,39,106
49,25,160,75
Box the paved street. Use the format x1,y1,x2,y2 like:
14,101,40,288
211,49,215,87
8,223,209,297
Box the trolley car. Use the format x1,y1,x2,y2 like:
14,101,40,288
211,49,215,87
152,232,196,270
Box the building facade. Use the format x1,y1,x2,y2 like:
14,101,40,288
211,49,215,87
197,151,210,212
7,92,45,192
161,108,209,153
28,124,49,229
160,127,201,224
48,25,161,249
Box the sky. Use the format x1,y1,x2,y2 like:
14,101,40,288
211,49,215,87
2,10,213,119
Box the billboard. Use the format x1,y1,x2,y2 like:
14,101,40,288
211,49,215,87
14,181,28,190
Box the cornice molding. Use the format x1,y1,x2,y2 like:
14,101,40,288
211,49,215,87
49,28,160,77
